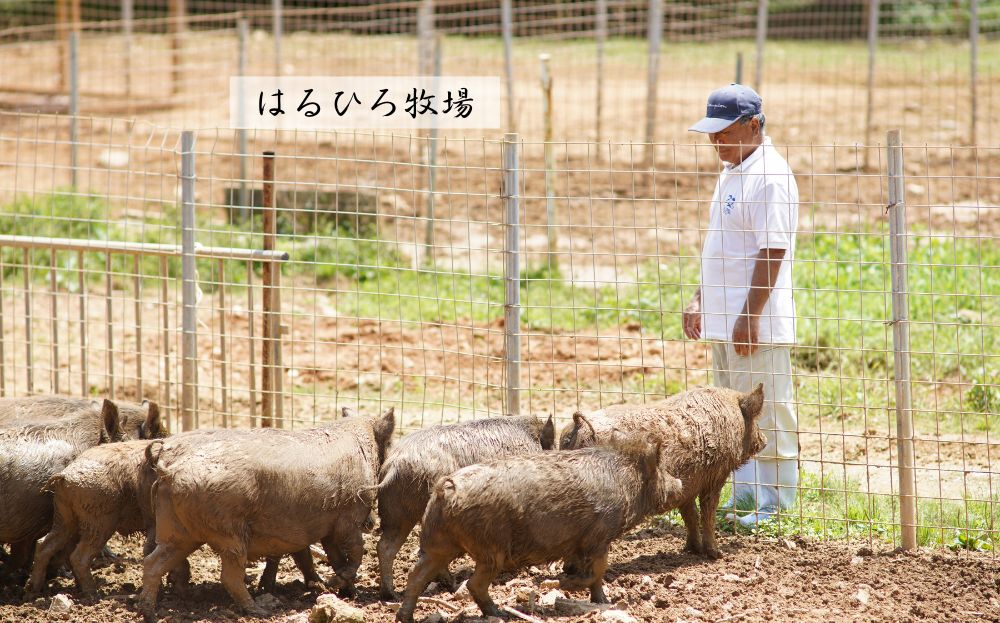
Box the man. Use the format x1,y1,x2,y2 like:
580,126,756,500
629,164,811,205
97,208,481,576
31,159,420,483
684,83,799,526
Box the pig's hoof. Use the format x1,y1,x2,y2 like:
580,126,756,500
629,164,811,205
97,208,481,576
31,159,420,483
705,547,723,560
379,587,400,602
337,583,357,599
683,541,703,555
395,609,415,623
240,603,268,617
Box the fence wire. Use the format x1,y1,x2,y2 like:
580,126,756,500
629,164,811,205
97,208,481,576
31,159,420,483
0,111,996,548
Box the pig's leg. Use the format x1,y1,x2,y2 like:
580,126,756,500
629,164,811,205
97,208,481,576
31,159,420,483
69,523,118,597
258,550,322,594
466,561,501,618
396,552,454,623
8,539,35,573
219,549,265,615
587,551,610,604
679,499,702,554
144,526,190,592
377,517,418,600
257,557,281,595
26,514,78,597
139,541,198,623
698,485,724,560
321,528,363,598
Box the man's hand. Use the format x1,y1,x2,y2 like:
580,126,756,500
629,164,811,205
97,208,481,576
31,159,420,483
683,290,702,340
732,313,760,357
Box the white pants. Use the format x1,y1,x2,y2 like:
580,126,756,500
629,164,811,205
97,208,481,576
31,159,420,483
712,342,798,510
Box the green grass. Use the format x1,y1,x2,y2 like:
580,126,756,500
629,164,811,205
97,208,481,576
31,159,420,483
652,470,998,550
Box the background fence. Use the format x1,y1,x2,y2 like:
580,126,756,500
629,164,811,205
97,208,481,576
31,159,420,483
0,0,997,552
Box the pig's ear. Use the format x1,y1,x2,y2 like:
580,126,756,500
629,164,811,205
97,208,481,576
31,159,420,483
100,399,122,443
574,412,596,444
373,406,396,447
142,400,163,438
642,440,664,480
540,414,555,450
740,383,765,421
341,406,356,419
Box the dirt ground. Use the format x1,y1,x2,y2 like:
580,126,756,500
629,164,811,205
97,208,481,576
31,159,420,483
1,521,998,623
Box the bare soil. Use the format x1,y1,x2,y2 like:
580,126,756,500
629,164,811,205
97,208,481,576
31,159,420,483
2,521,997,623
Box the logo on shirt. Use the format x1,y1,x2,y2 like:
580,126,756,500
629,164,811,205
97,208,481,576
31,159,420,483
723,194,736,215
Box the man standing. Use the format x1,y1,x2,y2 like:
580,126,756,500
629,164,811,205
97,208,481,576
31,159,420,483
684,84,799,526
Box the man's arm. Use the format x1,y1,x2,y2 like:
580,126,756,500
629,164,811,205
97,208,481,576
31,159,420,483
732,248,786,356
683,286,702,340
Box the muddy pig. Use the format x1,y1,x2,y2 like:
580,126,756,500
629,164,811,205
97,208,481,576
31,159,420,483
138,407,395,622
0,400,133,580
376,414,555,599
394,438,683,623
0,395,165,441
26,436,180,598
559,384,766,560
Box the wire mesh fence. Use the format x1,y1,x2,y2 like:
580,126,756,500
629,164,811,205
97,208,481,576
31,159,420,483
0,2,998,147
0,109,996,548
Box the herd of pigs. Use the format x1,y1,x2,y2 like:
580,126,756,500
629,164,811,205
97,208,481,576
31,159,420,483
0,383,767,622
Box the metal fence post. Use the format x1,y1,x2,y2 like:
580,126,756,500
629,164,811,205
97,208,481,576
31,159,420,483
501,0,516,132
864,0,879,169
539,53,557,269
754,0,768,91
887,129,917,550
272,0,283,76
644,0,662,165
595,0,607,143
502,133,521,417
237,16,249,222
417,0,434,75
424,36,442,265
970,0,978,145
180,130,197,431
736,51,743,84
122,0,133,97
69,30,78,189
169,0,185,96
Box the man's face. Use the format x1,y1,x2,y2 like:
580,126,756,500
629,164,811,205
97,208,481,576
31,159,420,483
708,118,761,165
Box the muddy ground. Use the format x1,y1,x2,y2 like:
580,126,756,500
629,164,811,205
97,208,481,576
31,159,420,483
2,521,998,623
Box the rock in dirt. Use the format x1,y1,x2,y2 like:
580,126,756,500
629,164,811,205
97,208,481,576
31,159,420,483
424,613,448,623
539,579,560,590
97,149,129,169
721,573,743,583
601,610,638,623
255,592,281,611
453,580,471,601
309,593,364,623
514,586,538,605
48,594,73,619
854,586,871,606
538,589,565,607
554,597,613,615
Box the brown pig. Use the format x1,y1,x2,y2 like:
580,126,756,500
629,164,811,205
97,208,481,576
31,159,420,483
138,407,395,622
26,438,179,598
376,414,555,599
0,395,164,441
559,384,766,560
394,438,683,622
0,400,134,579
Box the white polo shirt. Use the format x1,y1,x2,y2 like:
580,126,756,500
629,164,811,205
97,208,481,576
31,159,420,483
700,136,798,344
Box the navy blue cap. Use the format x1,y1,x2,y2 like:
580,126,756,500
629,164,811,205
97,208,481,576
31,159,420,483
689,83,763,133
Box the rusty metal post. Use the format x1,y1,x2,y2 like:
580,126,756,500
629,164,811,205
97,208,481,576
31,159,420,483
261,150,276,427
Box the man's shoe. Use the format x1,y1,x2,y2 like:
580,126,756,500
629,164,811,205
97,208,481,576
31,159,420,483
737,505,780,527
